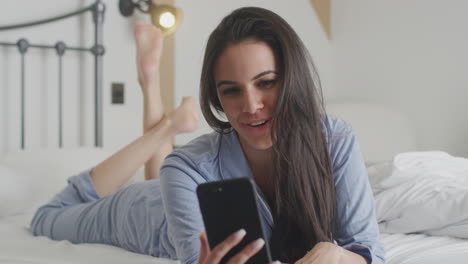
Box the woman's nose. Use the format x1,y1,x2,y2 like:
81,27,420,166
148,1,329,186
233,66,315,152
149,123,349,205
242,89,264,114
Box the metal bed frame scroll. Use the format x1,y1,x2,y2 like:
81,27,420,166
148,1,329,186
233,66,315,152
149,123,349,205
0,0,106,148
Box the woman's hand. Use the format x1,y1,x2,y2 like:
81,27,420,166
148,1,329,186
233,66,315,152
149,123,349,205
198,230,278,264
295,242,344,264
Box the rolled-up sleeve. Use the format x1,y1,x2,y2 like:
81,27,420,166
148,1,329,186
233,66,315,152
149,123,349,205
160,153,207,264
330,123,385,264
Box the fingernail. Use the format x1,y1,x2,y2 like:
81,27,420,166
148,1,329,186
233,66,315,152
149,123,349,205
274,261,281,264
252,238,265,250
234,229,246,239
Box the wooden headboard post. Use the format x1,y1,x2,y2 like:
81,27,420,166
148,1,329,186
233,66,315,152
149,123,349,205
310,0,331,39
156,0,175,115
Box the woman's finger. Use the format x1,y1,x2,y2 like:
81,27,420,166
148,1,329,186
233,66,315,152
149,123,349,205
205,229,246,264
199,232,211,264
226,238,265,264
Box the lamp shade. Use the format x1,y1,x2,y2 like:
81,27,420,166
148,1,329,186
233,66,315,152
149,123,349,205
149,4,182,35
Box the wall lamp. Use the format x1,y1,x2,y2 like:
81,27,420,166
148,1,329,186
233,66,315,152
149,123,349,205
119,0,182,35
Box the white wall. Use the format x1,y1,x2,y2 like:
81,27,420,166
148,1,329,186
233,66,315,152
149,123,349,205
332,0,468,157
80,0,150,152
6,1,466,159
0,1,85,155
0,0,150,156
1,0,330,156
174,0,333,145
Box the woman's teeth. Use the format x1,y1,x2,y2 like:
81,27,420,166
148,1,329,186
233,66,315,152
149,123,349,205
249,120,267,127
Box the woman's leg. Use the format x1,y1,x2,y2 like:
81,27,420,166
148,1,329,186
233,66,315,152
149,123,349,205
91,22,198,197
31,99,197,251
31,22,199,252
31,169,166,256
134,21,173,181
90,108,182,197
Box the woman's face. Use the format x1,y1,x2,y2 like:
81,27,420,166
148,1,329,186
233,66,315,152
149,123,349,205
214,39,279,151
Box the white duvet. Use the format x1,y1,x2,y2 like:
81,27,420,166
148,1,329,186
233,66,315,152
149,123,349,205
373,151,468,238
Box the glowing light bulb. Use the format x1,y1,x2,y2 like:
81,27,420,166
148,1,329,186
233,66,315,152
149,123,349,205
159,12,176,28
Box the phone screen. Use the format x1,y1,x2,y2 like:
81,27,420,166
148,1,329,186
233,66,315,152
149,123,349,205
197,178,272,264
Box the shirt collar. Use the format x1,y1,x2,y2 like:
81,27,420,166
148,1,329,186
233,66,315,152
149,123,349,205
218,129,274,230
219,129,254,181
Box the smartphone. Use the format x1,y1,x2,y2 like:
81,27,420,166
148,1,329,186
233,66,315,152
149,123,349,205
196,177,272,264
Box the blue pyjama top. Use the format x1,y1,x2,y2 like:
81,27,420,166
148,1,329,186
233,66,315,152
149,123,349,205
31,117,385,264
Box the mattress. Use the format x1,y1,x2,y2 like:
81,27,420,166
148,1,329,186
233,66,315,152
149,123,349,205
2,149,467,263
2,212,467,264
0,212,178,264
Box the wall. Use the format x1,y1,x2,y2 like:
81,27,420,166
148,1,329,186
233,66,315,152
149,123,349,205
0,1,85,155
332,0,468,157
0,0,150,156
174,0,333,145
0,0,331,155
80,0,150,152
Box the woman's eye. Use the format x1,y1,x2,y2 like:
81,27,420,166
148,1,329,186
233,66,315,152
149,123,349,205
258,79,276,88
222,87,240,96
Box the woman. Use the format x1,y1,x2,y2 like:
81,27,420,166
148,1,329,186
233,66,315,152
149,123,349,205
31,7,385,264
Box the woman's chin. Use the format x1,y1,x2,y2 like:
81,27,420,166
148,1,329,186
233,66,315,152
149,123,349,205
245,139,273,151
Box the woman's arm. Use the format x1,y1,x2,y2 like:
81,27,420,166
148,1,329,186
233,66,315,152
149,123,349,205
327,119,385,264
294,242,367,264
340,248,368,264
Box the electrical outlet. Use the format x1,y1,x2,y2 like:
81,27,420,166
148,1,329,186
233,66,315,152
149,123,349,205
111,82,125,104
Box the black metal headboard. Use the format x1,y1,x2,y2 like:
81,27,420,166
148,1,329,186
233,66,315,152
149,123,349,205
0,0,106,148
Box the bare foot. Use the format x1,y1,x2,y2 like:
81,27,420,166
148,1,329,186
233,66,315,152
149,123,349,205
134,21,163,94
168,97,199,134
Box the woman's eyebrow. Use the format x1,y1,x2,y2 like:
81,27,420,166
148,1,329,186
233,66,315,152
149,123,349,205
251,70,277,80
216,80,236,89
216,70,277,89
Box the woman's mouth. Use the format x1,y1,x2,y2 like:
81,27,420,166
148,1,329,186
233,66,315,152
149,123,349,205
245,119,271,130
248,120,268,127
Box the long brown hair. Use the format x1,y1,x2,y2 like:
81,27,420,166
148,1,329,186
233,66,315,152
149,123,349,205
200,7,336,262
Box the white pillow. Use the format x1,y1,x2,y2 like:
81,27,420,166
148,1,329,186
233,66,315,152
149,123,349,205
365,161,393,195
0,165,33,217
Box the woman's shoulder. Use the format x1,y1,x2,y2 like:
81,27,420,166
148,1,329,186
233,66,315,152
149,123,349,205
323,115,354,140
162,131,223,170
323,115,359,166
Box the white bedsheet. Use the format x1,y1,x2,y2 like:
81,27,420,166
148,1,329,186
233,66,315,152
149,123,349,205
0,212,178,264
2,149,468,263
382,232,468,264
3,212,467,264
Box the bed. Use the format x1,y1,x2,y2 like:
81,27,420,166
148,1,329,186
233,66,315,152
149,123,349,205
327,101,468,263
0,148,175,264
0,1,174,263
